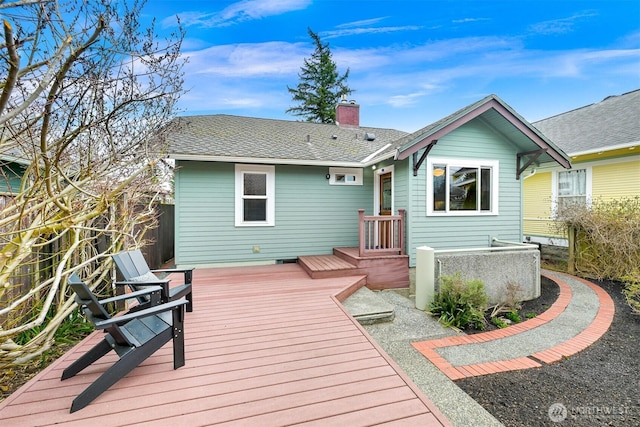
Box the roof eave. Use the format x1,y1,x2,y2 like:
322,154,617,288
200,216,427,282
568,140,640,157
168,153,367,168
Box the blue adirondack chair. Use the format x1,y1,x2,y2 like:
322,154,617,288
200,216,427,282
112,249,194,312
61,273,187,412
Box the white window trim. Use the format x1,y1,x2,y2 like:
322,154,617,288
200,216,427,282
373,165,394,215
426,157,500,216
328,167,363,185
235,164,275,227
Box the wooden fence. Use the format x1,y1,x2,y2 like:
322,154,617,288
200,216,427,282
139,203,175,269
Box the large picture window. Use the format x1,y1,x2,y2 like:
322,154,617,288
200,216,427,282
427,158,499,215
235,164,275,226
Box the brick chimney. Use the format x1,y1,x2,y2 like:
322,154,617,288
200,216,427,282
335,99,359,128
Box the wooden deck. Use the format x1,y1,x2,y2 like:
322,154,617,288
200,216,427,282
0,264,450,426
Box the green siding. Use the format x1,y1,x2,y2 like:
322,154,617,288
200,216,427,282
405,118,523,266
175,118,529,267
175,161,372,266
0,162,26,194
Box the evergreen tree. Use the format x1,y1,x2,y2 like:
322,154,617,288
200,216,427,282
286,28,353,123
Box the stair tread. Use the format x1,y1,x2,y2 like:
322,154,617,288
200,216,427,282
298,254,356,271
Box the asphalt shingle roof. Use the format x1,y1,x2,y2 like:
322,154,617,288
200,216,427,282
533,89,640,155
167,115,408,165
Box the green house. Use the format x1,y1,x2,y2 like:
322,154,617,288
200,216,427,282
0,153,28,195
167,95,570,287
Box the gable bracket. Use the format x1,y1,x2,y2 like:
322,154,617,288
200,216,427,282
516,148,547,180
413,140,438,176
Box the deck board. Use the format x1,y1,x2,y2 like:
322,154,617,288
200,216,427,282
0,263,450,426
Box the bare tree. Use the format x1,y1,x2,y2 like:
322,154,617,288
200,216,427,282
0,0,186,366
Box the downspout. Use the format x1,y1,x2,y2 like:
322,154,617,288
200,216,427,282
522,168,537,180
521,168,536,243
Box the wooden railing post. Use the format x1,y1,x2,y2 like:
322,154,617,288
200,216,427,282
358,209,365,257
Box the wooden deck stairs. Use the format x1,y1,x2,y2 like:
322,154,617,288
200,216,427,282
298,247,409,290
297,254,362,279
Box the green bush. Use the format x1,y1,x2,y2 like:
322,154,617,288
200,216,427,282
492,317,508,328
505,309,521,323
429,272,488,330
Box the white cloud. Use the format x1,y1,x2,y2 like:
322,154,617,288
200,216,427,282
528,11,598,35
387,89,438,107
452,17,490,24
184,42,307,77
336,17,389,28
218,0,311,25
162,0,311,28
322,25,423,39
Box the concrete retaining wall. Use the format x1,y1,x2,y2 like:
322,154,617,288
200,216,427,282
435,249,540,305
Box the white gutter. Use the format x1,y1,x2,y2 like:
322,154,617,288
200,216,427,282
169,154,368,168
569,140,639,157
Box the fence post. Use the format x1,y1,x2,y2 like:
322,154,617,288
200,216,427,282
567,225,576,275
416,246,435,310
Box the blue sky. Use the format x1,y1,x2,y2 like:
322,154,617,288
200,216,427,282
145,0,640,132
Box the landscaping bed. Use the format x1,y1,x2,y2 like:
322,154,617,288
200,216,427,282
456,278,640,426
467,276,560,334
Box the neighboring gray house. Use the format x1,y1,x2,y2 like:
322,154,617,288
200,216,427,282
167,95,570,288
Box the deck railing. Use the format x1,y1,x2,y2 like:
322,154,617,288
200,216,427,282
358,209,406,257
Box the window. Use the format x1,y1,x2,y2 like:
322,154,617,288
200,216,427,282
329,167,363,185
427,158,499,215
557,169,586,210
235,164,275,226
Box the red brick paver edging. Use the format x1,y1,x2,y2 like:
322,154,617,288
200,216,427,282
412,271,615,380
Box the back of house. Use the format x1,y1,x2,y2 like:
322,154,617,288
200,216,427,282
167,95,571,272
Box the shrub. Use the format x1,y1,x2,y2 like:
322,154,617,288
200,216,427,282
622,271,640,315
553,196,640,281
505,309,521,323
429,273,488,330
554,196,640,313
492,317,508,328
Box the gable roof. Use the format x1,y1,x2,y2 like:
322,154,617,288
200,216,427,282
393,94,571,171
166,94,572,173
532,89,640,156
166,115,408,167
